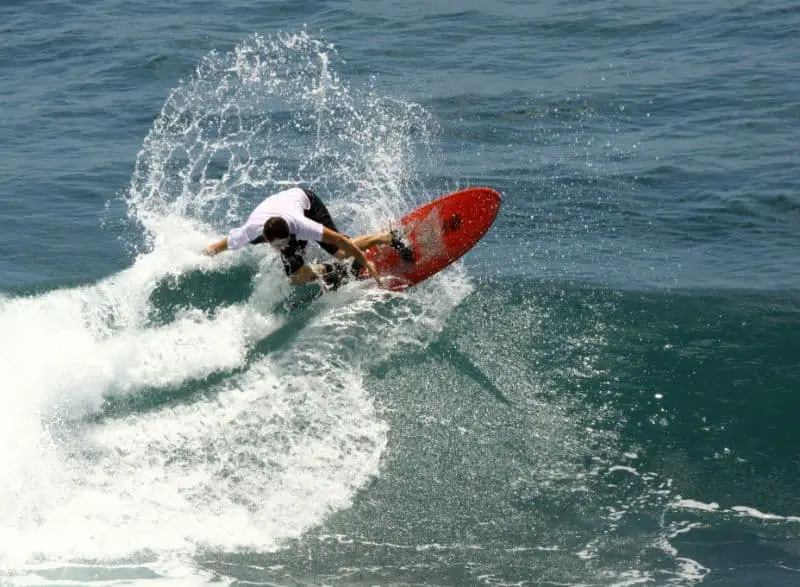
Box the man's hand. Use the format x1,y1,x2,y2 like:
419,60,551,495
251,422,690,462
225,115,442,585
203,238,228,256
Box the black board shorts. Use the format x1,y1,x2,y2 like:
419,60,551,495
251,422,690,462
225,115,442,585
280,188,341,275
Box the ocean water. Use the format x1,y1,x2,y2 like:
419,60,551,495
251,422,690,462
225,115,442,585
1,0,799,585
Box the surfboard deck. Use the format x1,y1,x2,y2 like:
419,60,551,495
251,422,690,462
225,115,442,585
358,186,502,291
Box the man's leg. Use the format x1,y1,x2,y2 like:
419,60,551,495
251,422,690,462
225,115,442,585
281,237,314,286
289,264,325,285
303,189,387,256
332,231,392,260
281,237,347,288
301,189,413,264
290,262,350,290
336,229,414,264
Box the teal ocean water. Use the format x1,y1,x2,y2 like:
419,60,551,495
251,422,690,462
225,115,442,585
1,0,799,585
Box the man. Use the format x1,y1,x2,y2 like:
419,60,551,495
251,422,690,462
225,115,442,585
203,186,413,290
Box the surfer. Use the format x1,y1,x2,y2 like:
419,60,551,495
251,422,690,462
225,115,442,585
203,186,414,290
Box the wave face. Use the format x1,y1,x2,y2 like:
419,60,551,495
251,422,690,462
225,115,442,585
0,32,470,574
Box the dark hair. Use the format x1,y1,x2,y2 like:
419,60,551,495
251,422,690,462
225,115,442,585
263,217,290,241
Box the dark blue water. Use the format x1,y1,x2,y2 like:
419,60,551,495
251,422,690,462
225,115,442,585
1,0,799,585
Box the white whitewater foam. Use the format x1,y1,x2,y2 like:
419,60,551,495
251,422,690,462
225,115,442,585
674,499,800,523
0,31,465,582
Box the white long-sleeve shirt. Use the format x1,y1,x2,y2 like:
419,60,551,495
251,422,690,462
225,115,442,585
226,187,325,250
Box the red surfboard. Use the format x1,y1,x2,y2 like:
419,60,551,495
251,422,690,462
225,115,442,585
361,187,502,290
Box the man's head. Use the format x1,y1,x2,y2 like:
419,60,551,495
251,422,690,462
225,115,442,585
263,217,290,250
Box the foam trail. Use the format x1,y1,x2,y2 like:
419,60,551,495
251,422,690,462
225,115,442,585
674,499,800,523
0,256,281,565
1,359,387,560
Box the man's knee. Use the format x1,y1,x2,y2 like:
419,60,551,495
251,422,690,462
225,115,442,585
289,265,315,285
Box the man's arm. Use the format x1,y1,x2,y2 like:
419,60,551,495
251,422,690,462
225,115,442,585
320,227,380,284
203,237,228,256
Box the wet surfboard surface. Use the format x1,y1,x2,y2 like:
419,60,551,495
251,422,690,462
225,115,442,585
362,187,502,290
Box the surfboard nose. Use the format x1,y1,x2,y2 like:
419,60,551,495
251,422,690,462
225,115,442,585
456,187,502,234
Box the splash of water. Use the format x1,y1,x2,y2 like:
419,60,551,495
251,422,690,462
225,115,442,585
0,31,463,580
127,30,437,250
